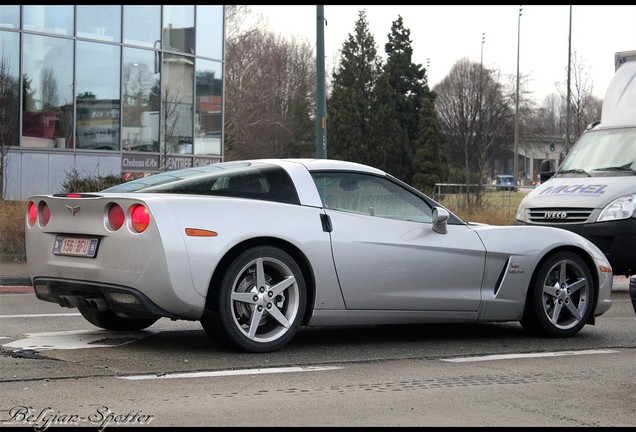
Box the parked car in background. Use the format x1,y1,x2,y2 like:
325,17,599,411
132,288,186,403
495,174,518,192
24,158,612,353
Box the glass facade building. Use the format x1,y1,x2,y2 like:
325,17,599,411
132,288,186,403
0,5,225,200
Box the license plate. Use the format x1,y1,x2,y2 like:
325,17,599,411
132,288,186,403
52,236,99,258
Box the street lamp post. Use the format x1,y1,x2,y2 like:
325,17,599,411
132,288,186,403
513,5,522,185
316,5,327,158
565,5,572,153
426,58,430,85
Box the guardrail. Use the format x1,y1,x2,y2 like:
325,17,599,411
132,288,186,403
433,183,480,202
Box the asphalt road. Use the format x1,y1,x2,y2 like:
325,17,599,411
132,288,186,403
0,286,634,427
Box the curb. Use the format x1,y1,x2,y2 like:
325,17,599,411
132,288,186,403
0,285,33,294
0,277,32,286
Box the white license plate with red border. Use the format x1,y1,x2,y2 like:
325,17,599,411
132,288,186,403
52,236,99,258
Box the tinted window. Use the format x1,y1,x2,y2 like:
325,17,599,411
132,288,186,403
22,34,74,149
23,5,73,36
76,5,121,42
196,5,223,60
123,5,161,49
122,47,160,152
76,41,121,151
138,164,300,205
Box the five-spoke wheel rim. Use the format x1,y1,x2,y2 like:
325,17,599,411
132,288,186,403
229,256,301,343
540,259,590,330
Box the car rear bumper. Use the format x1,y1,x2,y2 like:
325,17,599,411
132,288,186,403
32,277,182,320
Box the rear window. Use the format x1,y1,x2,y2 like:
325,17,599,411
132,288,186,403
139,163,300,205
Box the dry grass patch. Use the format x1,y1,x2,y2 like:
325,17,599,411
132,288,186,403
0,200,26,260
440,190,528,226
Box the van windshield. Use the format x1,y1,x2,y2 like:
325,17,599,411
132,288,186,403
557,128,636,177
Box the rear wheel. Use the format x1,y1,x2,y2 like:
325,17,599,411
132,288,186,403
78,302,158,331
201,246,306,353
521,251,595,337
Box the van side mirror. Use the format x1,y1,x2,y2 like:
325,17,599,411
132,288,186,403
539,159,555,183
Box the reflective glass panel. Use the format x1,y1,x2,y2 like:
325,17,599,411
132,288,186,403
194,59,222,155
23,5,73,36
0,5,20,29
163,5,194,54
123,5,160,49
22,34,74,149
122,47,160,152
161,53,193,155
0,30,20,146
77,5,121,43
76,41,121,151
196,5,223,60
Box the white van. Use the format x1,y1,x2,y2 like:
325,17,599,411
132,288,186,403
515,52,636,278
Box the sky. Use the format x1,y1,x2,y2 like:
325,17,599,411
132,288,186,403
250,5,636,104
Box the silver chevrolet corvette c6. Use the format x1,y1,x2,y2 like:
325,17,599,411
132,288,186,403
24,158,613,353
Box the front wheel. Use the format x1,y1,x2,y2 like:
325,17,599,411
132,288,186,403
521,251,595,337
201,246,307,353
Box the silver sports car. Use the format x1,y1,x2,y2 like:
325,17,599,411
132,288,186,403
24,158,613,353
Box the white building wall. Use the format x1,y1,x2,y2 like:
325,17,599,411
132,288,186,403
3,149,121,200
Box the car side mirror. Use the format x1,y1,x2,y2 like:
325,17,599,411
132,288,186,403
432,207,449,234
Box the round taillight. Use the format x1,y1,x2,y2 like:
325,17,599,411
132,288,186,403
41,202,50,226
130,204,150,233
27,201,37,226
107,203,125,231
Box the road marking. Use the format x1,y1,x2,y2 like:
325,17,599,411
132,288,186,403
2,329,158,351
440,349,619,363
0,313,81,318
120,365,343,381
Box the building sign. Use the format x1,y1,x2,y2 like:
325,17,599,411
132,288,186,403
121,153,160,172
121,153,221,173
194,156,221,167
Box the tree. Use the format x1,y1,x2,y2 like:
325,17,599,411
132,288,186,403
434,58,513,207
557,49,597,151
376,15,430,184
327,9,381,163
411,97,448,195
224,8,315,160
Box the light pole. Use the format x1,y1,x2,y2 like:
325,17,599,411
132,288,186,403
426,58,430,85
513,5,522,184
480,32,485,66
565,5,572,153
315,5,327,158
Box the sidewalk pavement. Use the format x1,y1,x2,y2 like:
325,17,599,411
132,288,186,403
0,259,31,285
0,258,630,291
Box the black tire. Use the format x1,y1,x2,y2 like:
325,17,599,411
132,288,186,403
201,246,307,353
77,302,158,331
521,251,595,337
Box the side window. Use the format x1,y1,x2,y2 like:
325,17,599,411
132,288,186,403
312,172,432,223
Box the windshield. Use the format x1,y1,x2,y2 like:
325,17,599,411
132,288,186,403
557,127,636,177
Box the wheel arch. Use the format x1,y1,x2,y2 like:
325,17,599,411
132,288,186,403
206,236,316,325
